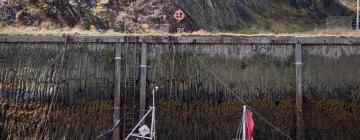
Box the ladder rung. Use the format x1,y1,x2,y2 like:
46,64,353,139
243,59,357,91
124,100,135,103
124,101,135,103
125,131,133,133
126,77,137,79
126,78,136,80
124,127,134,130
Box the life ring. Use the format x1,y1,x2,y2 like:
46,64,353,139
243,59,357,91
174,9,186,22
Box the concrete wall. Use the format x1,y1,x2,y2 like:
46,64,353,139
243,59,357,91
0,36,359,139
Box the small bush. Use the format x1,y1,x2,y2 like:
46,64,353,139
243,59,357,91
0,22,5,29
89,24,96,31
40,19,53,30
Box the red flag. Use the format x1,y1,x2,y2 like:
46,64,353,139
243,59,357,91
246,109,254,140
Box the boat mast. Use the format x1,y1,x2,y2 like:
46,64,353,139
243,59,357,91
125,86,158,140
242,106,247,140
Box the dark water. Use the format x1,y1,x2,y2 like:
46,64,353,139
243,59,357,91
1,99,359,139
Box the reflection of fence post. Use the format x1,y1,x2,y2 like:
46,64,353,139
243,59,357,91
295,43,304,140
113,42,122,140
139,38,147,118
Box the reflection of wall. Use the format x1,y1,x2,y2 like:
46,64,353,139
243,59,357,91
147,43,295,101
303,44,360,100
0,36,360,139
0,42,115,104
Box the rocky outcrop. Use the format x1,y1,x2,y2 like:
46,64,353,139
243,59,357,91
0,0,354,32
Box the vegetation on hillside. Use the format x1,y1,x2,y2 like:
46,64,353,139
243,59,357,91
0,0,354,33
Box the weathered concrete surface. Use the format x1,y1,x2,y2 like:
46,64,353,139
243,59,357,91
303,45,360,100
0,42,115,103
0,41,115,139
0,36,359,139
0,100,113,139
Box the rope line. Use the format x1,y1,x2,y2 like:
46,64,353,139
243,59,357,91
96,103,141,139
188,45,293,140
39,43,67,140
38,48,66,81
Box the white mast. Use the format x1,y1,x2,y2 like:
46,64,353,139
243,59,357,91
234,105,248,140
242,106,247,140
125,86,158,140
151,86,158,140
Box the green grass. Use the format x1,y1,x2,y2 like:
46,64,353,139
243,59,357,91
1,26,360,38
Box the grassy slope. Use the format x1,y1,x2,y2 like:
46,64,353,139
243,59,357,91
1,26,360,37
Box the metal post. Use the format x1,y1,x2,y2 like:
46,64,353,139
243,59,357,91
295,43,304,140
151,87,157,140
357,0,359,30
139,39,148,118
113,43,122,140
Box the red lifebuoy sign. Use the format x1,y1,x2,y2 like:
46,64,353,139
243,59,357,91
174,9,186,22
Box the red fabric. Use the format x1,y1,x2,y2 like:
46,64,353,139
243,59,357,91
246,109,254,140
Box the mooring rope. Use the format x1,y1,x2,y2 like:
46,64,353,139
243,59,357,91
38,48,66,81
187,44,293,140
95,103,143,139
38,43,67,140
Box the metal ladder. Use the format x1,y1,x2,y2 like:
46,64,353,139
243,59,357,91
122,42,139,139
